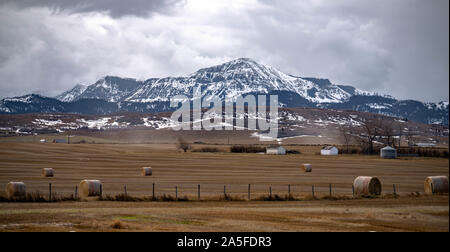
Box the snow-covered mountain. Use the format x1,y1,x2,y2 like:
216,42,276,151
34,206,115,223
56,84,88,102
57,58,353,104
0,58,448,125
57,76,143,103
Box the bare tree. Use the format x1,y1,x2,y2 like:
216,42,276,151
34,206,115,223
397,122,404,148
177,137,191,153
339,123,353,154
381,120,395,147
355,118,383,154
405,130,416,147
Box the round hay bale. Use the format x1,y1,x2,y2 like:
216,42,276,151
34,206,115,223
303,164,312,173
424,176,449,195
79,180,102,198
353,176,382,196
6,182,26,198
142,167,152,177
42,168,54,178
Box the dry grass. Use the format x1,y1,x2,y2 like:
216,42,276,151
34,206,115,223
0,143,448,197
0,142,448,232
0,196,447,232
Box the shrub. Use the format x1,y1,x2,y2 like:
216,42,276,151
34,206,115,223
177,138,191,152
192,147,220,153
254,194,294,201
111,220,125,229
397,147,449,158
286,150,301,154
230,145,266,153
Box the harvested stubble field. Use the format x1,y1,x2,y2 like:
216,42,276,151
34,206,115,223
0,142,448,232
0,197,448,232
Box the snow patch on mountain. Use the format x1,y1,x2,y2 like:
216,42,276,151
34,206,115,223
426,101,449,111
56,84,88,102
3,95,37,104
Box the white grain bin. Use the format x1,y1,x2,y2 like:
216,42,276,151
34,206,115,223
303,164,312,173
79,180,102,198
380,146,397,159
321,146,338,156
142,167,153,176
353,176,382,196
266,146,286,155
424,176,449,195
6,182,26,198
42,168,54,178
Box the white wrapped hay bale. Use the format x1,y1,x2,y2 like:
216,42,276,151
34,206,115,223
424,176,449,195
79,180,102,198
6,182,26,198
302,164,312,173
42,168,54,178
353,176,382,196
142,167,153,176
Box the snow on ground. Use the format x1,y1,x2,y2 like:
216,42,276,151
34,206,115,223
251,132,322,143
367,103,392,110
33,119,64,126
76,117,129,130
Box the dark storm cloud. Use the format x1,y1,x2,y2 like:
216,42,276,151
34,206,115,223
0,0,448,102
0,0,183,18
253,0,449,102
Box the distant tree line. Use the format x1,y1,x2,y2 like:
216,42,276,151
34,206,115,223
338,118,448,158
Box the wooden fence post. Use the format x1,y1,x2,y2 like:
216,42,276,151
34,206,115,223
152,183,155,199
248,184,251,201
49,183,52,202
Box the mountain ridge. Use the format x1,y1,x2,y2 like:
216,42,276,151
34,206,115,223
1,58,448,125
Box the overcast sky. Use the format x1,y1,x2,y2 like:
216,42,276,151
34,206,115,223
0,0,448,102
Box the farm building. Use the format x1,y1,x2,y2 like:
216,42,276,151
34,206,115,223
53,139,66,144
321,146,338,156
380,146,397,159
415,143,437,147
266,146,286,155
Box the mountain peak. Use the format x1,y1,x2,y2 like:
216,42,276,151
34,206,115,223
231,57,257,64
197,58,260,71
193,57,283,81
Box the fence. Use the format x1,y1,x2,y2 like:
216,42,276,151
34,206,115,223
0,181,419,202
